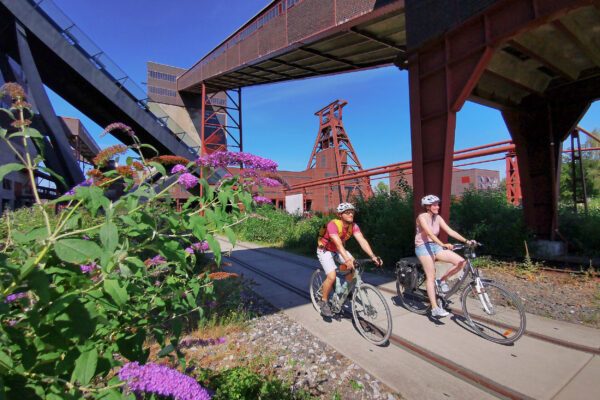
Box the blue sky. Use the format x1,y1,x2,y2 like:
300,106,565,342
48,0,600,178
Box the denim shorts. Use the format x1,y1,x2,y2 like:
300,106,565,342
415,242,443,257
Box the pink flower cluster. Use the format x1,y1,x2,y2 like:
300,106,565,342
80,262,99,274
171,164,187,174
258,177,281,187
118,362,211,400
253,195,272,205
5,292,27,303
184,241,210,255
177,173,198,189
196,151,278,171
145,255,167,267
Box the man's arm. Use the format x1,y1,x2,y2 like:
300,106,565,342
330,234,354,265
353,232,382,266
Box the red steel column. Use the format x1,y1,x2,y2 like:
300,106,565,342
409,20,494,229
505,152,521,206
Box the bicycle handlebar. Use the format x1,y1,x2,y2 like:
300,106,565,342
452,241,482,251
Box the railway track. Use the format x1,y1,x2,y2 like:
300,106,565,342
221,241,599,400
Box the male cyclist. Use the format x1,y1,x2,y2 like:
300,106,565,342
316,202,382,317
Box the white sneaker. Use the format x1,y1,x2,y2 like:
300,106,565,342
435,279,450,293
431,306,450,318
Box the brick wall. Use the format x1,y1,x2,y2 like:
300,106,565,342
259,13,286,57
288,0,335,43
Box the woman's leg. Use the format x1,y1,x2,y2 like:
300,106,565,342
435,250,465,282
417,254,438,307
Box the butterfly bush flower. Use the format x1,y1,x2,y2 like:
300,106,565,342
171,164,187,174
65,178,94,196
5,292,27,303
178,173,198,189
185,241,209,254
118,362,211,400
196,151,277,172
80,262,99,274
259,177,281,187
101,122,135,138
253,195,272,205
144,255,167,267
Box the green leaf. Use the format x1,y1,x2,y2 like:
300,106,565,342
0,108,15,120
12,227,47,244
104,279,129,306
205,234,221,265
100,221,118,253
0,127,6,138
54,239,102,264
39,166,67,188
157,344,175,357
9,127,43,139
137,143,159,156
0,350,13,373
0,163,25,182
28,270,51,304
71,347,98,385
148,161,166,177
47,293,77,319
189,215,207,240
224,227,237,247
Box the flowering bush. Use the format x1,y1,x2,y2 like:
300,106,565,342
0,83,276,398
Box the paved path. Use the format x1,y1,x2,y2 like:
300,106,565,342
218,238,600,400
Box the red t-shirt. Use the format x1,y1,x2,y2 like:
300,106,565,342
318,219,361,252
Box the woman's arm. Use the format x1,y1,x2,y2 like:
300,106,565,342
438,217,468,243
417,214,447,247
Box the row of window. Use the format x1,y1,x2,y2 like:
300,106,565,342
149,86,177,97
203,0,303,65
148,70,177,82
206,97,226,106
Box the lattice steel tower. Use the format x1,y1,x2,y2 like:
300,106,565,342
307,100,371,204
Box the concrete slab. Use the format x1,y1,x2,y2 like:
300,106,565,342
553,355,600,400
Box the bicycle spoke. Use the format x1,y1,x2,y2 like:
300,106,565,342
352,284,392,345
461,280,526,344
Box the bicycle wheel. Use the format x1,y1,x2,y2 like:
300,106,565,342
309,269,326,313
461,279,526,345
396,278,430,315
352,283,392,346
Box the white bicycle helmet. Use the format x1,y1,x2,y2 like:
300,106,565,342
336,202,356,213
421,194,440,206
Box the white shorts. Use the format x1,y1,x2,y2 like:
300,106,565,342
317,249,351,274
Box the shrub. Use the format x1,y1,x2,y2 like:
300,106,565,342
0,83,279,398
558,207,600,256
450,188,530,256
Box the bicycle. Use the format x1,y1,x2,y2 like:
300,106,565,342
309,259,392,346
395,242,526,345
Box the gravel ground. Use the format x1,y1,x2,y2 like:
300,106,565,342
181,283,402,400
479,267,600,328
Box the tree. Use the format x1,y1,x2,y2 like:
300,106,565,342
559,129,600,203
375,181,389,195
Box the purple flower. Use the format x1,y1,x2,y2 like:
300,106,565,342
196,151,277,172
177,173,198,189
65,178,94,196
82,235,90,240
145,255,167,267
185,241,209,255
118,362,211,400
259,177,281,187
80,262,99,274
253,195,272,205
171,164,187,174
5,292,27,303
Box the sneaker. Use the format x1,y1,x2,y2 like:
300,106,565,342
431,306,450,318
435,279,450,293
318,300,333,317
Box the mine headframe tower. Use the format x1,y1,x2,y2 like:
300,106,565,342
306,100,372,205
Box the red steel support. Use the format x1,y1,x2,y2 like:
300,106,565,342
409,0,591,240
505,152,522,206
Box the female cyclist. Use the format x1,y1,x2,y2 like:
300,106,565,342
415,194,473,318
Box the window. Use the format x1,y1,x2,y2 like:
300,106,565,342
148,86,177,97
148,70,177,82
